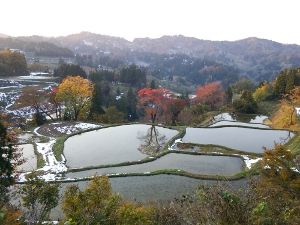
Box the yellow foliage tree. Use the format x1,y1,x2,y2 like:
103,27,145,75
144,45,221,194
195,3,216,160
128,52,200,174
258,143,300,223
269,86,300,129
55,76,94,121
261,143,300,198
273,86,300,128
253,81,273,102
115,202,153,225
62,175,123,224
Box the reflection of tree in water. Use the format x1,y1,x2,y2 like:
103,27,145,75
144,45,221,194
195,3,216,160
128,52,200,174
231,113,257,123
137,125,167,155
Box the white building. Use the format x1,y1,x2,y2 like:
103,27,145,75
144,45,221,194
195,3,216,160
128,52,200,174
295,107,300,116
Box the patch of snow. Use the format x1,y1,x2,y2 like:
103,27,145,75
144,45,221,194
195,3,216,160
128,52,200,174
168,138,182,150
42,221,58,225
54,123,100,134
17,122,101,182
242,155,262,169
61,154,66,162
34,127,43,136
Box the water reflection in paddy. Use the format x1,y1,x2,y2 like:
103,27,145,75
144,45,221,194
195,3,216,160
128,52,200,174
213,113,268,124
54,175,235,219
65,153,242,179
183,127,293,153
64,124,178,168
58,175,247,205
17,144,37,172
210,121,269,128
109,175,247,203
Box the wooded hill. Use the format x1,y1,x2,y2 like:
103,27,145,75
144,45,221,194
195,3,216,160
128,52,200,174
3,32,300,84
0,37,74,58
12,32,300,83
0,49,27,76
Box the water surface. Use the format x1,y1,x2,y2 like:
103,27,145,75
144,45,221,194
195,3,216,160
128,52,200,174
65,153,242,179
210,121,269,128
52,175,249,219
183,127,293,153
17,144,37,172
64,124,178,167
212,113,268,124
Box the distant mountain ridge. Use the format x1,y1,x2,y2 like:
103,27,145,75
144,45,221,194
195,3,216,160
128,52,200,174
0,33,9,38
7,32,300,82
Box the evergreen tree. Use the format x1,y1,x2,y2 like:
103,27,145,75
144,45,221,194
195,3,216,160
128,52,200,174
274,71,286,96
34,112,45,126
58,57,65,65
150,79,156,89
53,64,87,81
110,96,128,117
285,69,295,93
88,83,105,120
0,122,15,205
225,86,233,103
99,82,112,108
0,122,14,188
120,65,146,87
116,87,121,96
233,90,258,113
294,67,300,86
127,87,138,121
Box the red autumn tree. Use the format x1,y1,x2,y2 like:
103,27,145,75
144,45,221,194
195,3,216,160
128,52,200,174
195,82,225,110
137,88,173,123
164,98,186,125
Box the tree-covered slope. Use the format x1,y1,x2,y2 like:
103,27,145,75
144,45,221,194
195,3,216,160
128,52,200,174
11,32,300,83
0,37,74,58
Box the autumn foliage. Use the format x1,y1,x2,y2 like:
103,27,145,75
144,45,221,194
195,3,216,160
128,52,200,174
55,75,94,121
164,98,186,125
62,175,123,224
195,82,225,110
137,88,173,123
0,49,27,76
261,143,300,198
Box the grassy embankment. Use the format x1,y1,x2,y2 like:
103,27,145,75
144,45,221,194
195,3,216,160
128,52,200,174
263,101,300,155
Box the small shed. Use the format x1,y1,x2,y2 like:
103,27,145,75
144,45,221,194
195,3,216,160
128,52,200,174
295,107,300,116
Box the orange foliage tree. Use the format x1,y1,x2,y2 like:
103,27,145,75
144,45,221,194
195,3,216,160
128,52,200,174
164,98,186,125
195,82,225,110
137,88,173,123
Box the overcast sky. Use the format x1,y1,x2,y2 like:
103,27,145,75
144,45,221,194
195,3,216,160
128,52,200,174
1,0,299,45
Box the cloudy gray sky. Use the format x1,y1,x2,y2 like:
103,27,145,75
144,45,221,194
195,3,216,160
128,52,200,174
1,0,299,44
